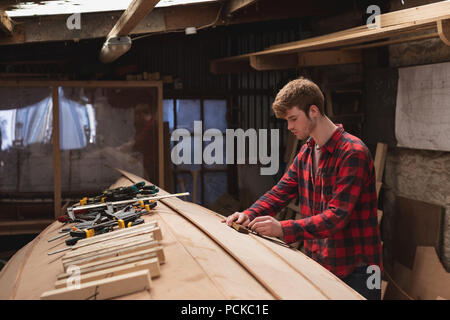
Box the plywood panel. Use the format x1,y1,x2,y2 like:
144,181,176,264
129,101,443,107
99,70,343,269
393,196,443,269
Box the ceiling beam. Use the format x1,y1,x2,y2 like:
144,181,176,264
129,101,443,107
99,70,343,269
108,0,160,38
224,0,259,17
0,10,14,36
437,19,450,46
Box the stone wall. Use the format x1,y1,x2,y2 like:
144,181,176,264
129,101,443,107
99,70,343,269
380,0,450,271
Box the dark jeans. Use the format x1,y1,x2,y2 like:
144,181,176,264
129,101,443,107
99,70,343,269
342,266,381,300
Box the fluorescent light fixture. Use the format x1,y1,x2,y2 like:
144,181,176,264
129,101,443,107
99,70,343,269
99,36,132,63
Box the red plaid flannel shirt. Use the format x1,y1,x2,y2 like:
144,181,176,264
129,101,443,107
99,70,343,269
243,126,383,278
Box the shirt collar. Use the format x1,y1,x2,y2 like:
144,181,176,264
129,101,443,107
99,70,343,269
306,124,344,154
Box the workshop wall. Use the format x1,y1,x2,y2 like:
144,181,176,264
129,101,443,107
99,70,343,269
374,0,450,271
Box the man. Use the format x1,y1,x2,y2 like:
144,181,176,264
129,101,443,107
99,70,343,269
226,77,382,300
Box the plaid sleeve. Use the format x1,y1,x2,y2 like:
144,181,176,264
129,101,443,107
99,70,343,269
280,150,368,243
243,154,300,221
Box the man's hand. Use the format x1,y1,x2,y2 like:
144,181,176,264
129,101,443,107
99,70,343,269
225,212,250,227
247,216,283,238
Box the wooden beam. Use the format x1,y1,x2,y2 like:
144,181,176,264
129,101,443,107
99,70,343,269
0,11,13,35
108,0,160,38
437,19,450,46
298,50,362,67
250,53,298,71
41,269,151,300
210,55,254,74
52,86,61,220
224,0,259,17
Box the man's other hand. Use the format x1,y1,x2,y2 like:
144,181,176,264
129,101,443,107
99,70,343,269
225,212,250,227
248,216,283,238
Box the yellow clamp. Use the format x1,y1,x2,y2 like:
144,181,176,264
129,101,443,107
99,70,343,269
118,219,125,228
84,229,95,238
80,197,87,206
101,197,107,203
145,204,151,212
127,221,133,228
139,200,145,208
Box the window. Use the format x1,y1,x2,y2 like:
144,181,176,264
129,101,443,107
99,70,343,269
164,98,228,207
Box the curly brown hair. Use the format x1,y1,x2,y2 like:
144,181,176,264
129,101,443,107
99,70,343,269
272,77,325,118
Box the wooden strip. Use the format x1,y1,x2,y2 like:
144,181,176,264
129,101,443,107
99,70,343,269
379,2,450,28
52,86,62,220
63,240,159,269
74,221,159,247
250,53,298,71
108,0,160,38
41,270,151,300
58,247,163,280
68,225,161,253
437,19,450,45
62,233,155,261
55,257,160,289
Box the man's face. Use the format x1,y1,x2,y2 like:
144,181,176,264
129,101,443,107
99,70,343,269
284,106,316,140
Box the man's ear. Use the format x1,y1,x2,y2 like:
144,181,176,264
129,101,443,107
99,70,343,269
308,105,320,118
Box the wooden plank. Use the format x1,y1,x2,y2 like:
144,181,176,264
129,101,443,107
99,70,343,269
73,221,159,247
409,246,450,300
393,196,443,269
58,247,163,280
250,53,298,71
298,50,362,67
379,2,450,28
51,86,62,220
108,0,160,38
54,257,160,289
374,143,388,183
62,233,156,262
210,57,254,74
41,269,151,300
63,239,159,269
437,19,450,46
224,0,259,17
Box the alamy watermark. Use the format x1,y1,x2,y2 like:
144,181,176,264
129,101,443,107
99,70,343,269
366,265,381,290
66,13,81,30
66,265,81,289
170,121,280,175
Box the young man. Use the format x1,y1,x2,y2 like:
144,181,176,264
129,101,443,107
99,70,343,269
226,77,383,300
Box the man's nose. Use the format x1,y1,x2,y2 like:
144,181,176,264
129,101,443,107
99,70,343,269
287,122,293,131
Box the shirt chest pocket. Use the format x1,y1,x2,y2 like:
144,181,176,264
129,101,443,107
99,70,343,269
319,168,336,205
